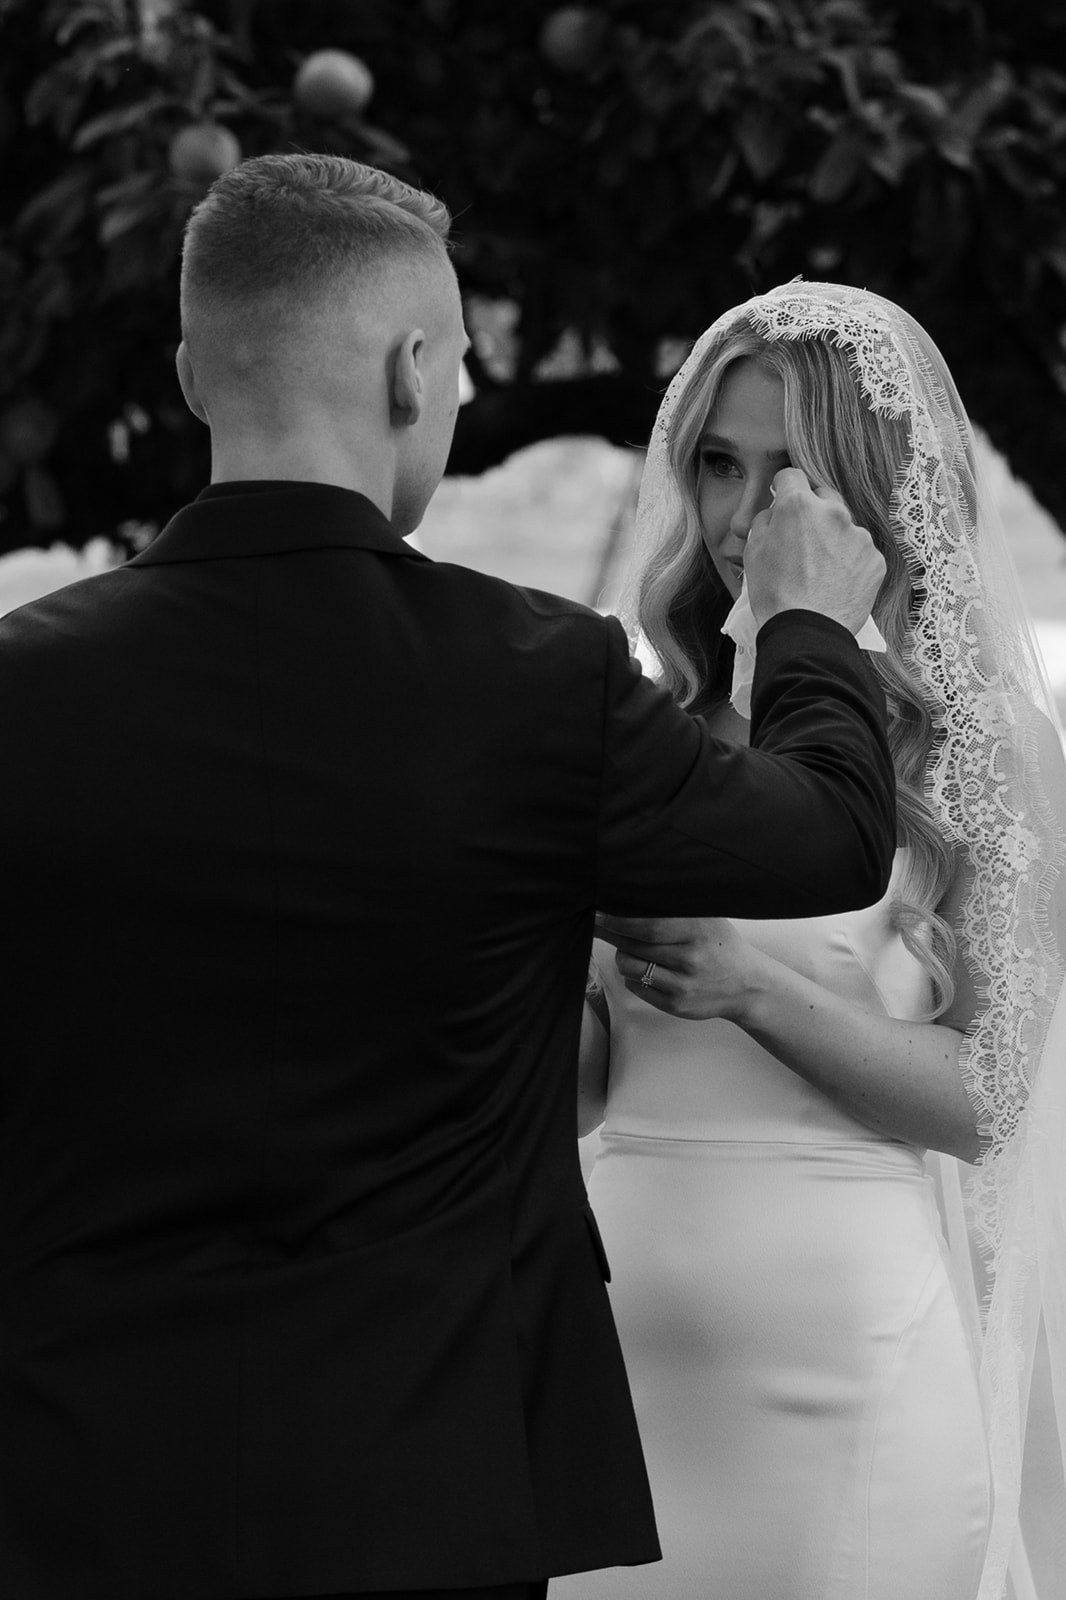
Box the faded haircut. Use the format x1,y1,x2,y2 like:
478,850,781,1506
180,153,453,324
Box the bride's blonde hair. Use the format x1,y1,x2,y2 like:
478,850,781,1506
631,323,958,1015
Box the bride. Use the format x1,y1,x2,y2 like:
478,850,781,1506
558,283,1066,1600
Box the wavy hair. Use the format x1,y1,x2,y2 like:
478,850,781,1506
630,323,959,1016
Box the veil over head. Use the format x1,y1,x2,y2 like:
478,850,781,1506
633,281,1066,1600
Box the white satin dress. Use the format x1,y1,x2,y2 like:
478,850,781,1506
559,856,992,1600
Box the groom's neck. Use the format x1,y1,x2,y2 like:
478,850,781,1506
207,430,394,520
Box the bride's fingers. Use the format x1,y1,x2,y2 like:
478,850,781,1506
613,950,680,989
621,975,685,1015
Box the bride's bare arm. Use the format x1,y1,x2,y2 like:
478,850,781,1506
596,910,981,1163
578,990,610,1138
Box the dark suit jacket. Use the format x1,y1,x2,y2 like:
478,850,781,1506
0,482,894,1599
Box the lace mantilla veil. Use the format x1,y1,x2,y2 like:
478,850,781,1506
631,281,1066,1600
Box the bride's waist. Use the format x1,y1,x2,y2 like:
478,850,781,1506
598,1111,897,1146
598,1125,899,1144
592,1126,927,1169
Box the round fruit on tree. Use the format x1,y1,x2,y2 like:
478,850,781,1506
538,6,608,73
168,123,242,187
293,49,375,119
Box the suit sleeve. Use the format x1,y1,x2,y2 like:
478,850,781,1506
594,608,896,918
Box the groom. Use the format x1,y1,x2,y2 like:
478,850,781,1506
0,155,892,1600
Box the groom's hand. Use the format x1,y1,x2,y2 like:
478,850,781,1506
595,914,760,1023
744,468,885,633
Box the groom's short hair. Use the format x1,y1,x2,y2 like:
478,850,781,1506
180,153,453,324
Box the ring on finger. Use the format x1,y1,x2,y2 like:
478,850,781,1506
639,960,657,989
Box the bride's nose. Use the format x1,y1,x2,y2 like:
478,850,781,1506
729,478,774,542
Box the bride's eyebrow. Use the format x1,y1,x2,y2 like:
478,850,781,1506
699,430,790,462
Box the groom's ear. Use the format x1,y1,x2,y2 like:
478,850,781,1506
389,329,425,429
175,342,209,426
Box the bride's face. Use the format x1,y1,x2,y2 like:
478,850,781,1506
696,358,790,600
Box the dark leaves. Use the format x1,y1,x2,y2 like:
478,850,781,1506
0,0,1064,550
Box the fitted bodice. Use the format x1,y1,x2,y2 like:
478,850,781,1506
599,852,933,1144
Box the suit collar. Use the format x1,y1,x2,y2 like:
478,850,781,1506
127,480,431,566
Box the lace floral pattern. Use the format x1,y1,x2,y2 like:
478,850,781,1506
737,283,1065,1227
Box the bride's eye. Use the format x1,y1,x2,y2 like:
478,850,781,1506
699,450,741,479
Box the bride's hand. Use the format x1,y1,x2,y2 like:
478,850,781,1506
594,914,762,1022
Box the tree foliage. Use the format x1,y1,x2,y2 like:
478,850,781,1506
1,0,1064,555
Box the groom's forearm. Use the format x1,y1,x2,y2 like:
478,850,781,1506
748,607,896,883
596,612,895,919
